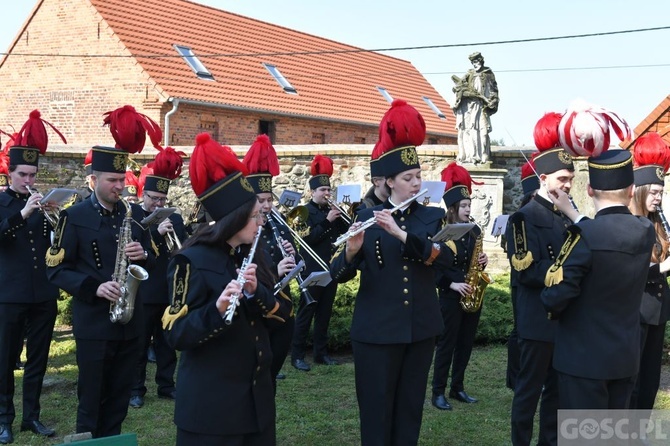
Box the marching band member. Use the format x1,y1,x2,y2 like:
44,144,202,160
162,132,290,445
541,103,651,410
0,111,66,443
129,146,187,408
46,105,158,438
331,99,452,446
431,162,488,411
123,169,140,204
628,132,670,410
243,134,296,386
506,112,576,446
290,155,348,372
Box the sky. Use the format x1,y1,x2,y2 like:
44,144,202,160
2,0,670,146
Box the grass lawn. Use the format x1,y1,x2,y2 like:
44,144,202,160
11,327,670,445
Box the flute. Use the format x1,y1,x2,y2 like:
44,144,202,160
223,226,262,325
333,189,428,247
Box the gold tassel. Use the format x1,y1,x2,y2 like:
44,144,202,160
45,248,65,267
544,266,564,287
162,304,189,330
511,251,533,271
446,240,457,255
151,238,159,257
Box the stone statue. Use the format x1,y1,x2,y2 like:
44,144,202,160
452,52,499,164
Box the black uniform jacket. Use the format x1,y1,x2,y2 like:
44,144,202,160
162,243,291,436
301,200,348,274
331,200,451,344
437,225,481,300
0,189,59,303
640,259,670,326
46,194,154,340
541,206,655,380
506,196,570,342
139,210,186,305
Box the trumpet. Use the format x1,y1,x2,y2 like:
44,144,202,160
162,218,182,251
28,187,59,228
333,189,428,247
325,196,352,225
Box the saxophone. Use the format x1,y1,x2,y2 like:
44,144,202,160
460,219,492,313
109,200,150,324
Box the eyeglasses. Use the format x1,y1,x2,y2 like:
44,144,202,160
145,193,168,204
249,213,266,223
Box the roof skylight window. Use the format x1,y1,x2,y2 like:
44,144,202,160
174,45,214,81
376,86,393,103
422,96,446,119
263,63,297,94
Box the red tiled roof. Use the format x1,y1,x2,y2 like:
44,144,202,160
88,0,456,137
621,95,670,149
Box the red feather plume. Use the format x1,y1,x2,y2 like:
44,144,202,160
0,150,9,176
84,148,93,166
371,140,383,160
521,160,537,180
153,146,186,180
0,129,17,153
310,154,333,177
15,110,67,154
103,105,162,154
633,132,670,173
378,99,426,153
137,163,154,197
243,134,280,176
440,162,483,193
190,133,248,196
125,170,140,195
533,112,563,151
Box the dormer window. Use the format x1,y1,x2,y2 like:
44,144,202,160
422,96,446,119
376,86,393,103
174,45,214,81
263,63,297,94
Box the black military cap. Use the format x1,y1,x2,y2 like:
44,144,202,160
91,146,128,174
588,149,634,191
533,148,574,175
198,171,257,221
8,146,40,167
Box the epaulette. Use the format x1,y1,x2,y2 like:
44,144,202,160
510,213,533,271
544,225,581,287
45,210,68,267
162,259,191,330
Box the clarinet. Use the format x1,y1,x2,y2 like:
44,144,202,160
568,194,579,212
658,205,670,242
223,226,262,325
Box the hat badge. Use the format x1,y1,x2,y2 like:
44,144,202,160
400,146,418,166
558,151,572,165
240,176,254,193
259,177,272,192
113,154,128,172
23,149,38,164
656,167,664,182
319,175,329,186
156,179,170,193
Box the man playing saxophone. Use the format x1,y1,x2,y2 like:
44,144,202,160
431,163,488,412
46,106,158,438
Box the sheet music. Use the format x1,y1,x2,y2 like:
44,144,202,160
140,207,177,226
432,223,475,243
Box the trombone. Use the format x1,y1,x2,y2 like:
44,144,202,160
164,223,182,251
325,196,352,225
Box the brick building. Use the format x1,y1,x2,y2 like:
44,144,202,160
0,0,457,150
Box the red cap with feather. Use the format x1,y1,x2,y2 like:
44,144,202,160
84,149,93,176
520,159,540,195
122,170,140,199
9,110,67,167
308,154,334,190
189,132,255,221
632,132,670,186
441,162,483,207
143,146,187,195
243,134,279,193
0,147,9,188
375,99,425,177
532,112,575,175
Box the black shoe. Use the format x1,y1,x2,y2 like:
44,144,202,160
431,394,452,411
20,420,54,437
147,345,157,363
0,424,12,444
129,395,144,408
449,390,478,404
291,358,311,372
276,373,286,380
158,389,176,400
314,355,340,365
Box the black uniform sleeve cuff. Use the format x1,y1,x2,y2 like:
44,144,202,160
402,232,431,261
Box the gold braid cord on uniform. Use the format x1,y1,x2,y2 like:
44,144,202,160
544,226,581,287
162,261,190,330
510,214,533,271
45,213,67,267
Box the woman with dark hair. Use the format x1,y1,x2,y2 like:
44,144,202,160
431,162,488,411
162,133,290,446
331,100,452,446
628,132,670,410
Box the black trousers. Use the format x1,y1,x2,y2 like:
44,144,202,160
131,303,177,397
507,288,520,391
631,322,666,409
268,315,294,389
431,295,481,395
353,338,435,446
75,337,139,438
511,338,558,446
558,372,635,410
0,300,57,424
291,280,336,361
176,424,275,446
